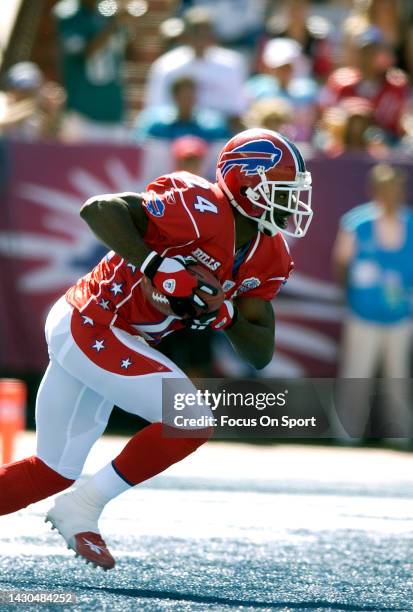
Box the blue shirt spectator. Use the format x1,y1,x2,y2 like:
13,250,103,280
245,38,318,142
341,202,413,324
133,75,230,143
332,164,413,442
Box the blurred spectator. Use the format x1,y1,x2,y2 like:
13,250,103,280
136,76,228,186
340,97,389,156
133,76,230,143
315,97,388,157
363,0,403,52
245,38,318,142
320,26,410,143
243,97,294,136
343,0,413,77
54,0,135,142
340,9,371,67
332,164,413,441
0,62,65,140
171,134,208,175
341,98,375,152
399,113,413,155
265,0,334,80
144,7,248,127
315,105,347,157
179,0,276,53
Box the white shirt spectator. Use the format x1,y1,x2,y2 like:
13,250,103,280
182,0,268,45
144,44,248,117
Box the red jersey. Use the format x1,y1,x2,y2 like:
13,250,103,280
322,67,408,137
66,171,293,344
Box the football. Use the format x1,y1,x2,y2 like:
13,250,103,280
141,263,224,318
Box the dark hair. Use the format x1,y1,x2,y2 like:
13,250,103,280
170,76,196,97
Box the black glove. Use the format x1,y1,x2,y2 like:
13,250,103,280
186,301,238,331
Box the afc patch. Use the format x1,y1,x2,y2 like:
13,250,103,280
234,277,261,297
222,280,236,293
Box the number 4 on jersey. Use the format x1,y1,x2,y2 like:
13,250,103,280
194,196,218,214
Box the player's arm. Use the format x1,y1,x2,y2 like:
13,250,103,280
226,297,275,370
331,228,355,288
80,192,151,265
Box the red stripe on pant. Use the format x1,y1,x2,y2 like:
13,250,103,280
0,456,74,516
70,310,172,376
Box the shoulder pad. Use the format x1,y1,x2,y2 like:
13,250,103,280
146,174,177,193
147,171,213,194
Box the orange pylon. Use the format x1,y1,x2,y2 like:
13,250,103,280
0,379,26,464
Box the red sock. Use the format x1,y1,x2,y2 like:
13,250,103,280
112,423,212,486
0,456,74,516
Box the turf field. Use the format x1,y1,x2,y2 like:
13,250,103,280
1,436,413,611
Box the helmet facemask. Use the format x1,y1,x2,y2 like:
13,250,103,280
243,167,313,238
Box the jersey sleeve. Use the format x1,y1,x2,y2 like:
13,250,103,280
141,175,201,253
237,233,294,301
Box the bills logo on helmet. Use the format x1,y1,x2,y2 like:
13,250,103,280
219,140,282,178
145,195,165,218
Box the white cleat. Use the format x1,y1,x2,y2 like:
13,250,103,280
45,485,115,570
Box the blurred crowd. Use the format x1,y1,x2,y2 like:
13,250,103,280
1,0,413,162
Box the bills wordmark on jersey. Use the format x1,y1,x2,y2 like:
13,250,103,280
191,247,221,272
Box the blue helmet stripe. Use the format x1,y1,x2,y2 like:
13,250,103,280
278,133,306,172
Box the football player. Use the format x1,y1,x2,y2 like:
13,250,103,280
0,129,312,569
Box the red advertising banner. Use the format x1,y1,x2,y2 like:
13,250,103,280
0,141,412,376
0,141,142,370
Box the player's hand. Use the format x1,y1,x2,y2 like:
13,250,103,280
140,251,218,316
187,300,238,331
